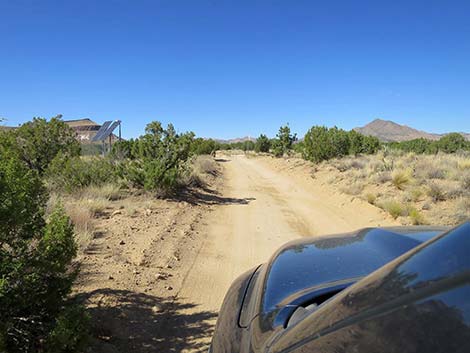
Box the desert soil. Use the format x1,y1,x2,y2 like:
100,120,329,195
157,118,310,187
76,153,397,353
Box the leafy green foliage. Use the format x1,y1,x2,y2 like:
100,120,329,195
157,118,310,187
302,126,380,163
1,115,80,174
437,133,468,153
388,133,469,154
46,154,118,192
254,134,271,153
0,150,88,353
190,138,218,155
272,124,296,157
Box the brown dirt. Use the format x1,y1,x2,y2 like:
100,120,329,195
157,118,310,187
75,153,397,353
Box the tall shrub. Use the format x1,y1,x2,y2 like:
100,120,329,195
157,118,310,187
4,115,80,174
0,150,88,352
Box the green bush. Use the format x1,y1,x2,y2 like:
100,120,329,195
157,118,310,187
437,133,468,153
190,138,218,155
380,200,405,219
46,154,118,192
0,151,88,353
255,134,271,153
47,121,207,195
388,133,469,154
272,124,296,157
302,126,380,163
302,126,349,162
1,115,80,174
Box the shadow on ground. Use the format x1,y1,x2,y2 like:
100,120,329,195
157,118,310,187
170,186,255,206
77,289,217,353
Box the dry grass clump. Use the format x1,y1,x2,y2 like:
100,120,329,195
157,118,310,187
408,188,424,202
334,158,366,172
318,151,469,225
339,182,364,196
374,171,392,184
408,207,427,225
461,171,470,190
50,189,115,250
185,155,219,187
427,182,447,202
79,183,122,201
193,155,218,175
63,201,94,249
379,199,405,219
453,197,470,223
365,193,377,204
391,170,411,190
81,197,109,216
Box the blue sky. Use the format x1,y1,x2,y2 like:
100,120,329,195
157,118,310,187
1,0,469,139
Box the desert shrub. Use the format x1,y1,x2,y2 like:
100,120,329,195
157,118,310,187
389,133,468,154
115,160,146,188
409,188,424,202
46,154,118,192
379,200,405,219
302,126,379,163
80,144,104,156
339,182,364,195
255,134,271,153
334,158,365,172
271,124,296,157
123,122,196,194
408,207,427,225
192,155,218,176
365,193,377,204
427,182,446,202
183,155,218,188
422,202,432,210
80,183,122,201
190,138,218,155
389,138,434,154
1,116,80,174
303,126,349,162
63,201,94,246
349,130,380,155
461,171,470,190
143,159,180,193
425,166,446,179
454,197,470,223
446,185,468,200
391,170,410,190
374,171,392,184
437,133,468,153
0,151,88,352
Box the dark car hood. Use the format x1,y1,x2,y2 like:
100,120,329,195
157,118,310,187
241,226,449,331
263,227,447,312
270,222,470,353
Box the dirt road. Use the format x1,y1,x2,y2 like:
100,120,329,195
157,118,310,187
78,154,395,353
175,153,395,351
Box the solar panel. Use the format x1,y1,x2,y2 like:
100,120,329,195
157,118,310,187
92,120,112,141
101,120,121,140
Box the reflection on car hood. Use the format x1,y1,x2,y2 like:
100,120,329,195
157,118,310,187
262,227,448,313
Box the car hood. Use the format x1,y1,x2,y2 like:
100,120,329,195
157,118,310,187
240,226,449,331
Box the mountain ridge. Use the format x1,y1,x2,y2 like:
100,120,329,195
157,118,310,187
354,118,470,142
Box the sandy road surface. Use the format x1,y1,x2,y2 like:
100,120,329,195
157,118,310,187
78,154,395,353
176,154,396,352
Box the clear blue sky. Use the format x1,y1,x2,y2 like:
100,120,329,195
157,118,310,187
1,0,469,139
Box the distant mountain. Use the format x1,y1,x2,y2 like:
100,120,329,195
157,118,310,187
214,136,257,144
354,119,470,142
0,125,15,131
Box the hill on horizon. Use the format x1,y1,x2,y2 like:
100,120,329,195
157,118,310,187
354,119,470,142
